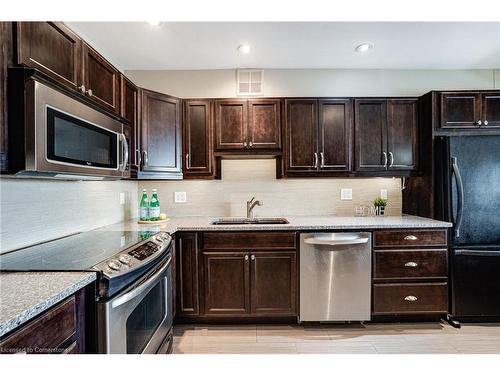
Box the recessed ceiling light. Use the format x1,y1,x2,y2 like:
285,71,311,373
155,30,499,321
237,44,251,54
147,21,162,27
355,43,374,53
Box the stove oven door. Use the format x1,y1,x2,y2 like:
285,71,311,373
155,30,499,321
97,254,173,354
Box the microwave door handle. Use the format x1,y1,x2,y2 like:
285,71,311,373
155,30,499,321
120,133,129,172
111,255,171,309
451,157,464,238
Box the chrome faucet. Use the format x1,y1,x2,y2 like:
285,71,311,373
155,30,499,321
246,197,263,219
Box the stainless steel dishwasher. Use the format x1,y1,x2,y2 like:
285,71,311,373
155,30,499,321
299,232,371,322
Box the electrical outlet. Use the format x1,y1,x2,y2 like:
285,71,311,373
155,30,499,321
174,192,187,203
341,188,353,201
380,189,388,200
119,192,126,205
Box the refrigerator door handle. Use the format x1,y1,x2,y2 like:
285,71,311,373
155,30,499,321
451,157,464,238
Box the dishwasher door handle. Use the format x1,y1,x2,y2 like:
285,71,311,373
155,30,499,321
303,237,369,247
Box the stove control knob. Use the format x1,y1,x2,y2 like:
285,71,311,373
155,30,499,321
162,233,170,241
108,260,122,271
118,254,132,265
155,235,164,242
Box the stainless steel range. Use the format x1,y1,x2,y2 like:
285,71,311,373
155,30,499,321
0,228,174,354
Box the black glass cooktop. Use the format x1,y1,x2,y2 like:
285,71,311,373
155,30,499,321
0,229,161,271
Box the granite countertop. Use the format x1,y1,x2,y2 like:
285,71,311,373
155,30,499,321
0,272,96,338
100,214,452,234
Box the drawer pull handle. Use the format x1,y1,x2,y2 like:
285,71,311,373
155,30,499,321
404,235,418,241
404,261,418,267
404,295,418,302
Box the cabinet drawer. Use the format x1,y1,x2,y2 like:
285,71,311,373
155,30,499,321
0,296,77,352
373,283,448,314
374,249,448,280
203,232,296,250
373,230,447,248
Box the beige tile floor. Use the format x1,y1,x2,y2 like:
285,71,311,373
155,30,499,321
172,322,500,354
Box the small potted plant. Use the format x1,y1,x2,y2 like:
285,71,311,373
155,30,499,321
373,197,388,216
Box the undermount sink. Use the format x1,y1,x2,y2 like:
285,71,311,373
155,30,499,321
211,217,289,225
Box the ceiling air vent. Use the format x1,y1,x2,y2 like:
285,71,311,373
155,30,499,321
237,69,264,96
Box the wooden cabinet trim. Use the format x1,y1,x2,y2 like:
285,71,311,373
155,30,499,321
387,98,418,171
247,98,282,150
176,233,200,316
215,99,248,150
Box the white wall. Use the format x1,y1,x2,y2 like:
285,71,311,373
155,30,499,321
0,179,138,253
126,69,500,98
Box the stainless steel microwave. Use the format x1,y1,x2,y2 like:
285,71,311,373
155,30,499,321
10,79,129,180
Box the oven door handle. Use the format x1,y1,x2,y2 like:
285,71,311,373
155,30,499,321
111,255,171,309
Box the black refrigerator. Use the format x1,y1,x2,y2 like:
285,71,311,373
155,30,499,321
435,135,500,320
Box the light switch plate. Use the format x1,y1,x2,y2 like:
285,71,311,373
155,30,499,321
380,189,388,200
174,192,187,203
341,188,353,200
119,192,126,205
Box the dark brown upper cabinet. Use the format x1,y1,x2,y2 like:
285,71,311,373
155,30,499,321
481,92,500,128
1,22,12,172
355,98,418,173
439,91,500,129
15,22,82,90
82,43,120,113
139,89,182,178
120,75,138,169
247,99,281,150
318,99,352,172
387,99,418,170
183,100,213,178
215,99,247,150
215,99,281,152
284,98,352,175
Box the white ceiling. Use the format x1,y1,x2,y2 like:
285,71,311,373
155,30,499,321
67,22,500,70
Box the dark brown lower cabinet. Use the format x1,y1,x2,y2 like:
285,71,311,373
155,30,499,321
203,252,250,316
0,288,87,354
373,283,448,314
175,231,298,320
371,229,449,317
175,233,200,317
250,251,297,316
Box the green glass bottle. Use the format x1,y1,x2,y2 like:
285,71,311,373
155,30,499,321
149,189,161,221
139,189,149,221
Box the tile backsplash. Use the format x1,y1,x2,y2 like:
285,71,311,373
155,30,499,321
0,160,403,253
0,178,138,253
139,159,402,218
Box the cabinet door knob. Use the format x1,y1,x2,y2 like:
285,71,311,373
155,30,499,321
251,254,255,260
404,235,418,241
143,151,148,167
404,261,418,268
244,255,249,261
477,120,483,126
243,141,248,147
185,153,190,168
404,295,418,302
484,120,489,126
86,89,93,97
314,152,318,168
382,152,388,168
320,152,325,168
78,85,86,94
248,141,253,147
